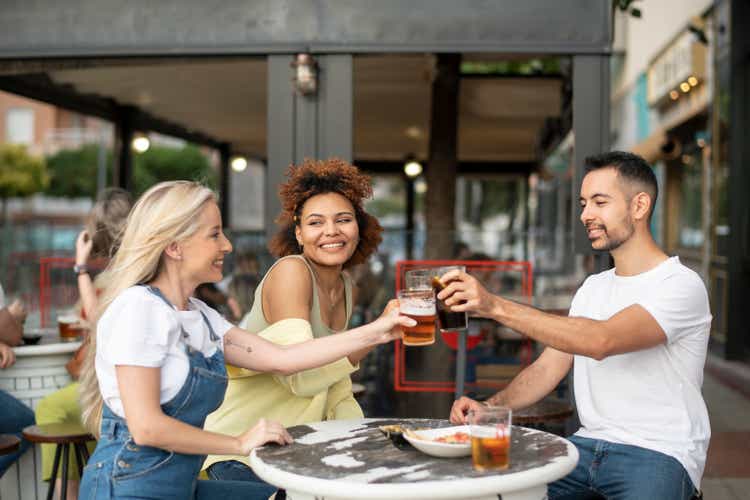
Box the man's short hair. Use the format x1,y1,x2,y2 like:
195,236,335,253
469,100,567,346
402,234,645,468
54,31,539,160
584,151,658,215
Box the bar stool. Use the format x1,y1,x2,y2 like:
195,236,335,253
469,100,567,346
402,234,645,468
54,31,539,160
22,423,95,500
0,434,20,456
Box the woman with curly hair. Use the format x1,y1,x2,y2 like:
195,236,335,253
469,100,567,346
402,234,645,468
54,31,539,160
203,158,384,490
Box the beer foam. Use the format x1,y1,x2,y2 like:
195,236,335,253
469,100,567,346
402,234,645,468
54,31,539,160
399,301,436,316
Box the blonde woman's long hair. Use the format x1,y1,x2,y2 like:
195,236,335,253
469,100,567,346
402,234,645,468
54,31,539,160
79,181,217,435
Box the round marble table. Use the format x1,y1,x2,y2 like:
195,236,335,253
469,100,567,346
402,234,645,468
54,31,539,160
250,418,578,500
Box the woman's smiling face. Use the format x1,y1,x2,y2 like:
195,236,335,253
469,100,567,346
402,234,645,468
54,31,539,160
295,192,359,267
179,201,233,284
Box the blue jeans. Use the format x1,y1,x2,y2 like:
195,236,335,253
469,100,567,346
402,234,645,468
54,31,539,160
0,390,35,477
548,435,697,500
207,460,277,499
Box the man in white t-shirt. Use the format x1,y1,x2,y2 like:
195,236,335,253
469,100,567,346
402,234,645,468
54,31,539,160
442,152,710,500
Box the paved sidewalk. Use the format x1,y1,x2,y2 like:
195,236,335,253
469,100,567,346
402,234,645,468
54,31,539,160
701,356,750,500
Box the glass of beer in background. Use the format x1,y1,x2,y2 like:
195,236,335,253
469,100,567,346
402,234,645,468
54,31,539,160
397,288,437,346
469,406,512,471
404,269,432,291
431,265,468,332
57,311,83,342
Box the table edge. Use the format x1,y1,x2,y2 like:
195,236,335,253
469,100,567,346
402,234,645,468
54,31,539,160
250,419,579,499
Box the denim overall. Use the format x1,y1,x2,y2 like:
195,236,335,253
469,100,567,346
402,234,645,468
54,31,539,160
80,287,267,500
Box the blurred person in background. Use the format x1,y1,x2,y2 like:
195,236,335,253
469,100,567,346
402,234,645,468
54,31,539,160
224,251,262,321
0,282,35,477
35,187,132,499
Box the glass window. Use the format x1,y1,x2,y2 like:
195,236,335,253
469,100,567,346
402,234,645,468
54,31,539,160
6,108,35,145
713,57,730,257
677,152,704,249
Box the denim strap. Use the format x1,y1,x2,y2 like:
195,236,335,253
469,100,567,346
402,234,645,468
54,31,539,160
144,285,220,342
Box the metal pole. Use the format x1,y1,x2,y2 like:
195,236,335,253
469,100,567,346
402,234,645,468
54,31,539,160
96,128,107,194
406,176,415,260
219,144,231,228
454,329,467,400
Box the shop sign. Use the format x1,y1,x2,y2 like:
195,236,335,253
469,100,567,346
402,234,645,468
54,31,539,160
647,31,706,107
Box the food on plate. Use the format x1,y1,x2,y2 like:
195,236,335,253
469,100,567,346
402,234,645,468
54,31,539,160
434,431,470,444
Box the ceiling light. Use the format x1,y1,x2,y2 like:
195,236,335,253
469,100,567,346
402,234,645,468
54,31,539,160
405,126,423,139
291,54,318,96
132,134,150,153
680,82,691,93
404,159,423,178
414,178,427,194
687,76,699,87
231,156,248,172
669,90,679,101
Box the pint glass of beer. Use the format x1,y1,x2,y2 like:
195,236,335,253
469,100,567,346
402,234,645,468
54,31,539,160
431,265,468,332
57,312,83,342
397,289,437,346
469,406,512,471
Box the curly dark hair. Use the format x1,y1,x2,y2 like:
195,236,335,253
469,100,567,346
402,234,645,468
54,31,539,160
269,158,383,268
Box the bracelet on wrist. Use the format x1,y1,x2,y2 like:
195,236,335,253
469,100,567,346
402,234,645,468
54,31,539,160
73,264,89,275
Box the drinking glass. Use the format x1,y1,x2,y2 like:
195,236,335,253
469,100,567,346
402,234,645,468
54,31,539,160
468,406,512,471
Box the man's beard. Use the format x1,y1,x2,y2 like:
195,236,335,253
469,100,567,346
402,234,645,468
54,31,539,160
588,218,635,252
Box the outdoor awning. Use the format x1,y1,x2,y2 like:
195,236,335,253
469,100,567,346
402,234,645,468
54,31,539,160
21,55,562,164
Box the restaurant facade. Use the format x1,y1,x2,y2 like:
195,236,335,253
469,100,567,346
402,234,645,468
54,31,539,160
611,0,750,362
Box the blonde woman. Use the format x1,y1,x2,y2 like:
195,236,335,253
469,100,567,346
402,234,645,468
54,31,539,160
78,181,412,499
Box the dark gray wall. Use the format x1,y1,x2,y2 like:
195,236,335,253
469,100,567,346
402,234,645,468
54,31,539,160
0,0,610,57
727,0,750,359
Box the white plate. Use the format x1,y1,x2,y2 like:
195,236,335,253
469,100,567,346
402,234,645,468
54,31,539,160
403,426,471,458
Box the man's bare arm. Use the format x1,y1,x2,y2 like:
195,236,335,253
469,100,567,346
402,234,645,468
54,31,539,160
449,347,572,424
439,270,667,360
489,300,666,360
0,308,23,346
486,347,572,409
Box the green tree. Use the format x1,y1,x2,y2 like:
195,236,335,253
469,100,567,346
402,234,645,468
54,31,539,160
0,143,49,266
44,143,215,199
0,143,49,214
133,145,215,197
45,144,112,198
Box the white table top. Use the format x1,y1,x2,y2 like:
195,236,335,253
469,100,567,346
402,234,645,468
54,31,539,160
12,334,81,357
250,418,578,500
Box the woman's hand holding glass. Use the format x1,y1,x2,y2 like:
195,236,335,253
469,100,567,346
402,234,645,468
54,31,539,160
368,299,416,345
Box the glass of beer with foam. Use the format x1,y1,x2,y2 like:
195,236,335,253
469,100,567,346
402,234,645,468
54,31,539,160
397,288,437,346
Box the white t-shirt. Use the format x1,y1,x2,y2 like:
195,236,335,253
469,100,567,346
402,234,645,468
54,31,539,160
571,256,711,489
95,286,234,418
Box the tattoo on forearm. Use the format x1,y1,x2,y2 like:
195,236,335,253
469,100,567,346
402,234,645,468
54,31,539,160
225,338,253,353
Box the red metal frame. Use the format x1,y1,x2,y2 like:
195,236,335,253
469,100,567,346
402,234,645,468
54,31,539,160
393,259,533,393
38,257,77,327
